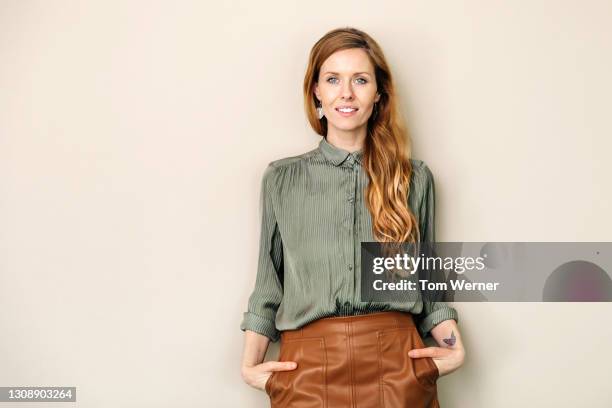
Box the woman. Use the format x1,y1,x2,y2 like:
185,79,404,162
240,27,465,407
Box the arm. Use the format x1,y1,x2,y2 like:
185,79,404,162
240,164,284,342
239,164,297,390
409,163,466,376
415,163,459,338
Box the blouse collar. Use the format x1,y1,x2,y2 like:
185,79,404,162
318,137,363,166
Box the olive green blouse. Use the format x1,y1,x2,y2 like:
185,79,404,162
240,137,459,342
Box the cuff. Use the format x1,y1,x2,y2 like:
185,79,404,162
417,306,459,339
240,312,280,343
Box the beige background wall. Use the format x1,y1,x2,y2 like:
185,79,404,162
1,1,610,407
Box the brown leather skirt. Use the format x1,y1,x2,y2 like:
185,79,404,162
265,311,440,408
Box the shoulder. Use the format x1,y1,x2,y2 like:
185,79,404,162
409,158,434,189
268,147,318,169
261,147,318,184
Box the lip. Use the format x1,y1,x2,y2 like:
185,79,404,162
335,106,359,117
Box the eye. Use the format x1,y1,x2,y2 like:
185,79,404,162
326,76,339,84
355,77,368,85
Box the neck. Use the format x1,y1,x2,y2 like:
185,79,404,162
326,125,367,153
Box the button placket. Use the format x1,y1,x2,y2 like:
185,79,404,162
346,159,359,313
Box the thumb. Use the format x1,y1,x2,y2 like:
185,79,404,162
408,347,435,358
267,361,297,372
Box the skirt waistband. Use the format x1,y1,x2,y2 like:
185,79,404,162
280,311,416,341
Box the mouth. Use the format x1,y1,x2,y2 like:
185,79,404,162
335,106,359,117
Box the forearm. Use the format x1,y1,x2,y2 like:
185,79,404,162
430,319,464,351
241,329,271,369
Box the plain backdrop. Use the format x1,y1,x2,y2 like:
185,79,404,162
1,1,611,407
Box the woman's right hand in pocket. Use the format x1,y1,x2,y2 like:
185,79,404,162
241,361,298,391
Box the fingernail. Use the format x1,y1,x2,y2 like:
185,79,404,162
408,351,415,357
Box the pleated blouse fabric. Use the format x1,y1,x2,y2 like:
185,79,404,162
240,137,458,342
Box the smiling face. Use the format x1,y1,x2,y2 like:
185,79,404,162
314,48,381,135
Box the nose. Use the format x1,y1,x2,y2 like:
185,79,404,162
341,80,354,100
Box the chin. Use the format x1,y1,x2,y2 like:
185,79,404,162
329,121,365,132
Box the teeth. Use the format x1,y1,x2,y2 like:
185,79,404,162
338,108,356,112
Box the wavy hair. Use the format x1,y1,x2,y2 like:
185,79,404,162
303,27,420,247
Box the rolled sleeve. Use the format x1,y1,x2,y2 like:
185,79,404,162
417,302,459,338
415,163,459,338
240,311,280,343
240,164,284,343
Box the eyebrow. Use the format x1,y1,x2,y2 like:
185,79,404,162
322,71,372,77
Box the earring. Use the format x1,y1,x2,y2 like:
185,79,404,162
317,101,325,119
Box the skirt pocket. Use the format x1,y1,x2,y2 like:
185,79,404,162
377,327,438,407
409,329,440,389
267,336,327,408
264,371,275,395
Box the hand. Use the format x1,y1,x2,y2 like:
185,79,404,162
241,360,298,391
408,345,465,377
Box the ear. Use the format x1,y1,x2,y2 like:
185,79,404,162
374,92,381,103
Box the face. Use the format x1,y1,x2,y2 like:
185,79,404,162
314,48,381,133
